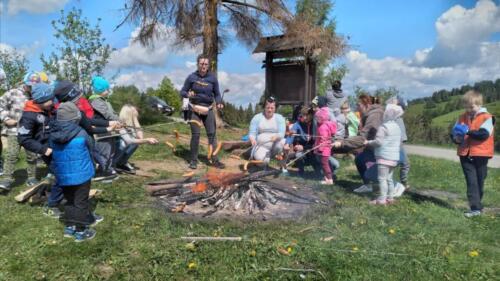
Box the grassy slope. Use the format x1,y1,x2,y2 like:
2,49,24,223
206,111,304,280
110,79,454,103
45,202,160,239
432,101,500,128
0,125,499,281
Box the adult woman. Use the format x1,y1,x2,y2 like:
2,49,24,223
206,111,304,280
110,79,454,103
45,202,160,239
248,97,286,164
180,55,224,169
113,105,158,174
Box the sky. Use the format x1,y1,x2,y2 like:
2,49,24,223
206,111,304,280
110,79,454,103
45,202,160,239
0,0,499,106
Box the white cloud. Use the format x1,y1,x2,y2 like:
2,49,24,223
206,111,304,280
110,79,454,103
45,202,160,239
343,0,500,100
108,25,200,69
114,64,264,106
7,0,68,15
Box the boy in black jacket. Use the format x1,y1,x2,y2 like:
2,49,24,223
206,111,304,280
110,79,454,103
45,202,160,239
17,83,63,218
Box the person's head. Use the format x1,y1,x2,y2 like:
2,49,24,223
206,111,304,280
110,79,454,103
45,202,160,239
357,94,372,113
297,107,313,124
263,96,277,119
31,83,54,110
383,104,404,122
340,101,350,114
22,71,41,94
197,54,210,75
331,80,342,92
38,72,50,84
315,107,330,125
57,102,81,124
462,90,483,114
91,76,110,96
119,104,140,127
317,96,328,108
54,80,82,103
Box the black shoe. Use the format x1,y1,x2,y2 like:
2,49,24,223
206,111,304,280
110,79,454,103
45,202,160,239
210,159,225,169
0,179,12,191
93,170,118,183
189,161,197,170
115,163,136,174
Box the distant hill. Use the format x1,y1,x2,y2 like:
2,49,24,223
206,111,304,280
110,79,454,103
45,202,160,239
405,79,500,152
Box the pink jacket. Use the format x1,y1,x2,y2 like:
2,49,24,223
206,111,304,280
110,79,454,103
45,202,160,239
315,107,337,156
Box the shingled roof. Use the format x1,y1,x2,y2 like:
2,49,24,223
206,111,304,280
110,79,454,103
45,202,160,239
253,35,305,53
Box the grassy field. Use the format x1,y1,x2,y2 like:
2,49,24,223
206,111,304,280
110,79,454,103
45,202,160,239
1,125,499,280
432,101,500,128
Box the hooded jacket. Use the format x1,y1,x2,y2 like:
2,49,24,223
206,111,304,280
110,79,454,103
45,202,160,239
17,100,52,155
314,107,337,156
50,121,95,186
180,71,222,106
0,87,28,135
359,104,384,140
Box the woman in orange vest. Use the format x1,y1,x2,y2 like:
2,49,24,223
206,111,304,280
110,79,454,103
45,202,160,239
451,90,495,218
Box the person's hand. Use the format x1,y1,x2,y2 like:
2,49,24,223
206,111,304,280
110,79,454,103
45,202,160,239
363,140,368,145
44,148,52,156
4,119,17,126
295,145,304,152
109,120,122,129
250,138,257,146
217,103,224,110
147,138,159,144
333,141,342,148
188,90,195,98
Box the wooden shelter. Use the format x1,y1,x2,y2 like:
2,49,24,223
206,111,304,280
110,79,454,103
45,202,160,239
253,35,317,105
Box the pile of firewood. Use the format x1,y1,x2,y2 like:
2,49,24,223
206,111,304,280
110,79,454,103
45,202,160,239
145,169,326,219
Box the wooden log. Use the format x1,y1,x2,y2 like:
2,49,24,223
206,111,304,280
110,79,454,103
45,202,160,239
145,183,185,195
221,140,251,151
15,179,51,203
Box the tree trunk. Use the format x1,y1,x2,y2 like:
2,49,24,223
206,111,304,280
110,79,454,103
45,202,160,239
203,0,224,128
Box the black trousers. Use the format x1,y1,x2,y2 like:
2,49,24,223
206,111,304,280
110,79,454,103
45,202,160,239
62,180,92,231
189,110,218,162
460,156,489,211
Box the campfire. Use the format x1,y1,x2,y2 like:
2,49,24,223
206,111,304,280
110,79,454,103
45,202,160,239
145,169,327,220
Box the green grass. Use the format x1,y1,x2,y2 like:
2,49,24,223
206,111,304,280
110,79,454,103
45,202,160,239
1,130,499,280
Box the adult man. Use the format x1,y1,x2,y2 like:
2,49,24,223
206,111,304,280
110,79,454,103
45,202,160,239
180,55,225,169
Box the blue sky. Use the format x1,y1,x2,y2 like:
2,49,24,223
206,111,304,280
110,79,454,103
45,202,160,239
1,0,499,105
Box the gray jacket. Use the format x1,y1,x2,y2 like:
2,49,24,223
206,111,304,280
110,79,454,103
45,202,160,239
89,97,119,121
326,89,347,139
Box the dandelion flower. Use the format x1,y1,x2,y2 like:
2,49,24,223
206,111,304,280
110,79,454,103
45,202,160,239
352,246,359,252
388,228,396,235
188,262,197,270
468,250,479,257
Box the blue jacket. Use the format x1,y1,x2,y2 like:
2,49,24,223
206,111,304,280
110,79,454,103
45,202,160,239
248,113,286,141
49,121,95,186
180,71,222,106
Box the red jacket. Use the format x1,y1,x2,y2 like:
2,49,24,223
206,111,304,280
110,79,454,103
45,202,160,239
54,97,94,119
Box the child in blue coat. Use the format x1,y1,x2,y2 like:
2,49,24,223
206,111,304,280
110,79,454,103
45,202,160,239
50,102,98,242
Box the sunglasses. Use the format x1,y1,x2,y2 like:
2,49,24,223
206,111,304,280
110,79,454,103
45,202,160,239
266,96,276,103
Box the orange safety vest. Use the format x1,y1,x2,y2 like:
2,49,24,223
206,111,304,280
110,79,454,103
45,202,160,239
457,112,494,157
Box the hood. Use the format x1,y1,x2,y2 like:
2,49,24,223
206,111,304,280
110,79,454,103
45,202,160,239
50,121,82,144
365,104,383,117
383,104,404,122
329,88,345,99
23,100,44,113
315,107,331,124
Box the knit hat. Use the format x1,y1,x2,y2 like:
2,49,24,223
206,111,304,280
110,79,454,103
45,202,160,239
38,72,50,83
383,104,404,122
54,80,82,103
23,71,41,86
317,96,328,108
57,102,81,123
31,83,54,104
91,76,110,94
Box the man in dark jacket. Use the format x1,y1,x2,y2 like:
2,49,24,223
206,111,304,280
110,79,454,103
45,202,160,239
180,54,225,169
17,83,63,218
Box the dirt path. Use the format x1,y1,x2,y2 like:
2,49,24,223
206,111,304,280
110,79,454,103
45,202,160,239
404,144,500,168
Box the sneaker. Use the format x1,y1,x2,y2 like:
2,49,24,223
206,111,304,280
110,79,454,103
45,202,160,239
393,182,406,198
354,184,373,193
43,206,63,219
90,213,104,227
93,170,118,183
115,164,136,175
369,198,388,205
0,180,11,191
189,161,198,170
464,210,482,218
210,159,225,169
64,225,76,238
320,179,334,185
26,177,40,187
74,228,96,242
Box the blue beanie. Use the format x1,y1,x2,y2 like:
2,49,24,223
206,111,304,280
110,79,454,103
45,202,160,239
32,83,55,104
23,71,41,86
92,76,110,94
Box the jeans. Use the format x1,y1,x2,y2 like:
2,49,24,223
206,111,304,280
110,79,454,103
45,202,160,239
48,181,64,207
114,140,138,167
355,149,375,184
399,146,410,184
189,110,218,163
377,164,395,200
94,138,116,172
460,156,489,211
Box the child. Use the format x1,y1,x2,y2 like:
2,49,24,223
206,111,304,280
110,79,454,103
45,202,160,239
366,104,403,205
18,83,65,218
50,102,97,241
314,107,338,185
340,101,360,138
88,76,119,179
451,90,495,217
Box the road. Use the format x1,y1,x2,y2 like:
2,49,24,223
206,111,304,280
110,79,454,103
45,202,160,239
404,144,500,168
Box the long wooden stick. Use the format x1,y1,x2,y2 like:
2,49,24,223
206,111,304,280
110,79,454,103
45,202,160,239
179,236,243,241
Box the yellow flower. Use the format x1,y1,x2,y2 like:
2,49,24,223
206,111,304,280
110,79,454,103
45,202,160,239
352,246,359,252
249,250,256,257
188,262,197,270
287,247,293,254
185,242,196,251
388,228,396,235
468,250,479,257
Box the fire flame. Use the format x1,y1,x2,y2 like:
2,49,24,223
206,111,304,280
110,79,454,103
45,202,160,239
191,169,246,193
192,182,208,193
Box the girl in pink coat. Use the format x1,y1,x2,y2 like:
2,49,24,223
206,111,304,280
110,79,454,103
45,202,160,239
314,107,338,184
